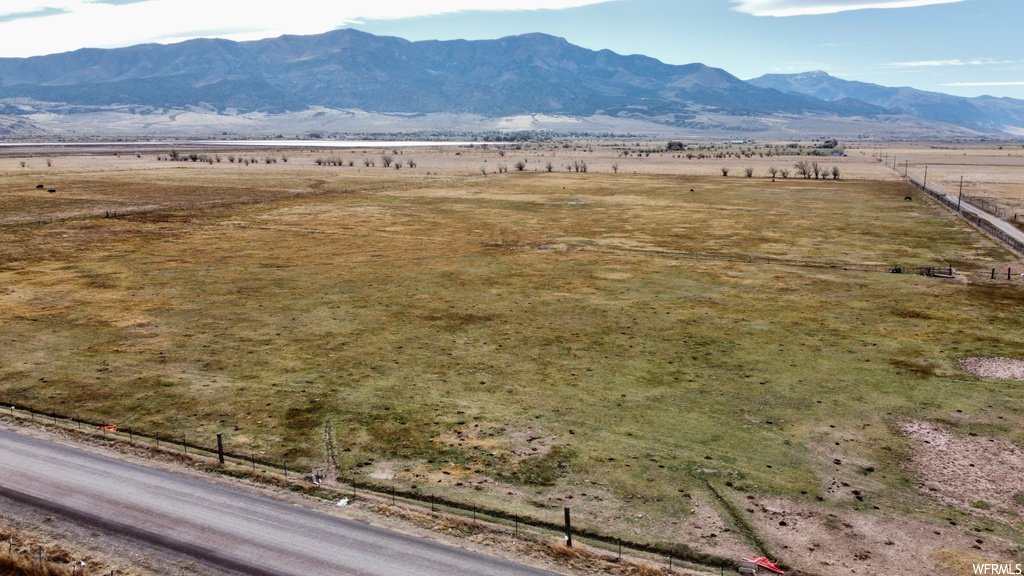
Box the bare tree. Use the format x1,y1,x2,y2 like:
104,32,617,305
611,163,619,174
514,161,526,171
794,160,810,179
779,168,789,179
831,166,841,180
545,161,554,172
381,155,393,168
721,167,730,177
407,158,416,168
744,167,754,178
811,161,821,179
767,166,778,178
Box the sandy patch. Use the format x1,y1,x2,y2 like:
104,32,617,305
897,420,1024,518
959,357,1024,381
747,494,1015,576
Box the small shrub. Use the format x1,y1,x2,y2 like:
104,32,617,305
971,500,991,510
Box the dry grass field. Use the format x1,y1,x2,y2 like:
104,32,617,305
1,143,1023,575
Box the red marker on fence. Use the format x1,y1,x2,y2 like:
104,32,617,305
98,425,117,431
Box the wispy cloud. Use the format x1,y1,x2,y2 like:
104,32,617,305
87,0,154,5
942,81,1024,87
730,0,965,17
0,7,68,23
887,58,1019,68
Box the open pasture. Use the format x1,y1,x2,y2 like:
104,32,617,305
1,148,1023,573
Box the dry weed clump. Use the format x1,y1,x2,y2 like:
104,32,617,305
372,503,482,537
545,540,688,575
0,554,75,576
0,537,85,576
933,549,1011,576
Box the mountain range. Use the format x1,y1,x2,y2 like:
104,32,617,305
746,70,1024,135
0,29,1021,138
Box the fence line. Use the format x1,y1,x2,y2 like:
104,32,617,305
903,169,1024,256
587,244,957,278
0,403,748,574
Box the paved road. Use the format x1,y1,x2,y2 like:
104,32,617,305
904,170,1024,250
0,427,559,576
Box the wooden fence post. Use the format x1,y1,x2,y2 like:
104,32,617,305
564,507,572,547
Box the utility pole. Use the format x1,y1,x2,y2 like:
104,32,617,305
957,176,964,212
923,165,928,190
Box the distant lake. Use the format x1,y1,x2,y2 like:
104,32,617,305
0,140,489,148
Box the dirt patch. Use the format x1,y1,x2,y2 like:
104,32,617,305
747,494,1016,576
897,420,1024,518
959,356,1024,381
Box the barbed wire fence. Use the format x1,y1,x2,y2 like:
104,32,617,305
902,168,1024,256
0,405,749,575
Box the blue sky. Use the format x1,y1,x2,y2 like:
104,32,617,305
1,0,1021,99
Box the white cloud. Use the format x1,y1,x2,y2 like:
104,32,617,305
0,0,613,57
890,59,968,67
730,0,965,17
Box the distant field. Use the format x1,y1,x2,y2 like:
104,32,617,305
1,147,1022,574
879,143,1024,219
